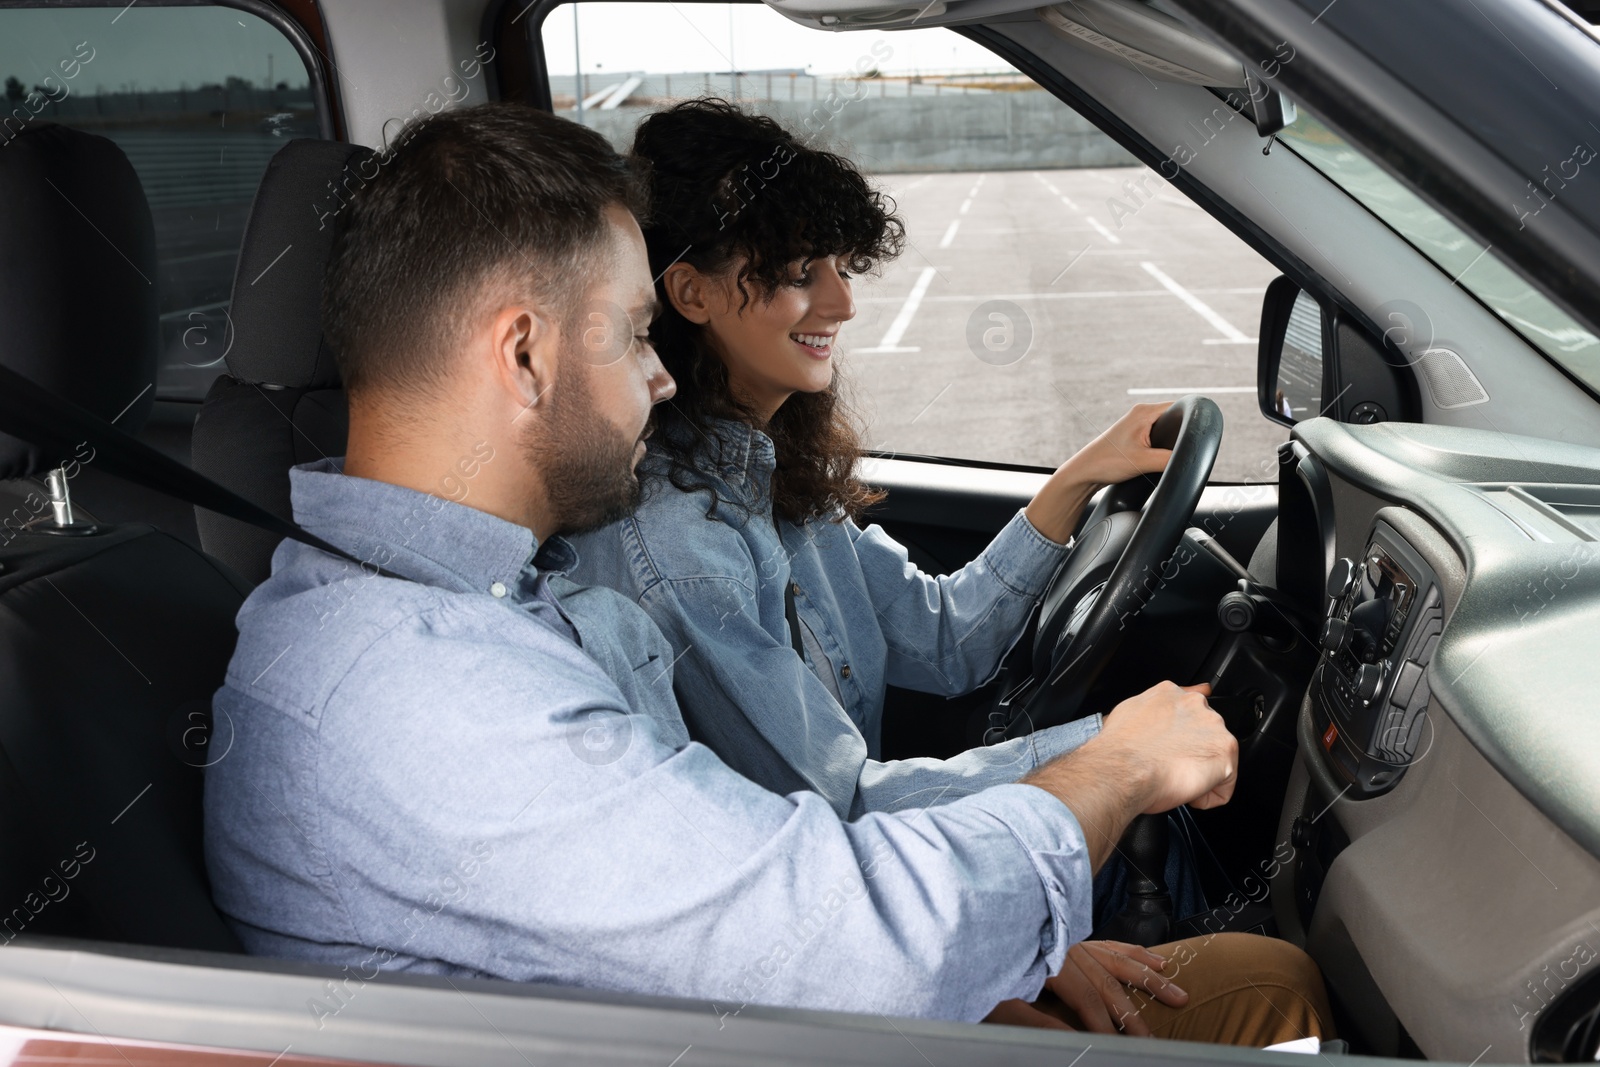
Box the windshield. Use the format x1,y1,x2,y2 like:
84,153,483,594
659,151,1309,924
1276,112,1600,396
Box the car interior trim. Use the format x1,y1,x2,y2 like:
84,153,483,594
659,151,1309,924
1291,417,1600,860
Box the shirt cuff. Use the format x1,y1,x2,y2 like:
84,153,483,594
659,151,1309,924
960,782,1096,988
1027,713,1103,769
981,510,1075,600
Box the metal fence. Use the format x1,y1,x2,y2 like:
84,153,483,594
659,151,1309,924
558,76,1136,174
97,131,290,208
548,70,1010,108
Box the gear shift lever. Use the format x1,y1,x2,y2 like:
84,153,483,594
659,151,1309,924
1095,813,1173,946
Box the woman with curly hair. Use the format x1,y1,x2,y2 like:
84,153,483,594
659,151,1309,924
570,98,1197,904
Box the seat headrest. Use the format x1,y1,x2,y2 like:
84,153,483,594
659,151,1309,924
0,124,157,481
226,139,375,389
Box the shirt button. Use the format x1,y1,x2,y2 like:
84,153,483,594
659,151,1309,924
840,664,852,679
790,581,801,596
489,581,508,598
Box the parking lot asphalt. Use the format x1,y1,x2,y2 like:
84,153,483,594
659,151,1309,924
845,165,1291,483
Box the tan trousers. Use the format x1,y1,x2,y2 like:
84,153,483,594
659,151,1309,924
989,933,1336,1047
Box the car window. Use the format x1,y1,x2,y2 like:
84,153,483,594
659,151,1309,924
1277,111,1600,397
538,1,1285,482
0,4,324,401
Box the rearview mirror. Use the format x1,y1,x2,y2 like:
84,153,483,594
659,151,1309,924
1257,276,1325,426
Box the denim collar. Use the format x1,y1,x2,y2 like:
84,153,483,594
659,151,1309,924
654,417,775,501
289,457,551,594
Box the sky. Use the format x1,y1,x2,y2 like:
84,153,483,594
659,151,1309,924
539,2,1019,76
0,7,310,95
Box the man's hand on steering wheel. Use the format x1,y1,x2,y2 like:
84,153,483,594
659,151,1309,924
983,939,1190,1034
1025,402,1175,544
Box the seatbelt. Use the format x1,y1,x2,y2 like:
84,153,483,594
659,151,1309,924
774,527,805,656
782,579,805,656
0,363,819,798
0,363,402,579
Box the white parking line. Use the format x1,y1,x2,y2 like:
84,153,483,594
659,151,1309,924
938,219,961,248
1127,386,1256,395
857,266,937,353
959,198,973,215
899,175,933,193
1085,217,1122,244
1033,172,1079,211
1140,261,1250,342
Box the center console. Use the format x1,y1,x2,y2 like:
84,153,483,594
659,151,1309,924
1311,520,1445,797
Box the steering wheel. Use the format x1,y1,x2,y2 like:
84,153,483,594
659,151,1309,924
1008,394,1223,735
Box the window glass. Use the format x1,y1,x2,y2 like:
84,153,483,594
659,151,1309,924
1278,112,1600,396
541,2,1285,482
1,5,321,400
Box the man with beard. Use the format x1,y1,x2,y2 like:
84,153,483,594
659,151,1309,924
203,103,1331,1042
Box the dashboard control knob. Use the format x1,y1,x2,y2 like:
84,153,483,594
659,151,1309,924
1215,586,1298,647
1355,662,1385,703
1320,617,1348,653
1349,401,1387,424
1217,591,1256,632
1327,557,1358,600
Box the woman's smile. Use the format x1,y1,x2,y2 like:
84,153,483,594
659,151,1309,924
789,331,836,361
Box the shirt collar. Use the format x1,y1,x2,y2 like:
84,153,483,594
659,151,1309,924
658,417,775,491
289,457,540,595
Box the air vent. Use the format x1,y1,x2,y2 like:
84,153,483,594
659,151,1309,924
1532,966,1600,1062
1417,348,1489,409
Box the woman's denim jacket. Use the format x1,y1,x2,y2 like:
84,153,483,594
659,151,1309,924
569,419,1102,819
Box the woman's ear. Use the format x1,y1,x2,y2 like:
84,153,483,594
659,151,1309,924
662,262,714,325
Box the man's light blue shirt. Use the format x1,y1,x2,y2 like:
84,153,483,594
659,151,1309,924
203,457,1096,1022
569,419,1102,819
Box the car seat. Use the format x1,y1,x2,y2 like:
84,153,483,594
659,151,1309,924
191,140,371,586
0,124,246,952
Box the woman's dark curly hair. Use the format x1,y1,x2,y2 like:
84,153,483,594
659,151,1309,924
631,98,905,525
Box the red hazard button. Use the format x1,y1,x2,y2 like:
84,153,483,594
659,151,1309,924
1322,722,1339,750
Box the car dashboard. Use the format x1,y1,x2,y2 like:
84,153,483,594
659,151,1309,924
1268,418,1600,1063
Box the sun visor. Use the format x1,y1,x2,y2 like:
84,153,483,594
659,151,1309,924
1037,0,1246,86
760,0,1246,90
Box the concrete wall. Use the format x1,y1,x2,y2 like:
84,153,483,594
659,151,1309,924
571,91,1137,174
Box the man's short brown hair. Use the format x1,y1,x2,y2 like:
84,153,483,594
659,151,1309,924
323,102,646,399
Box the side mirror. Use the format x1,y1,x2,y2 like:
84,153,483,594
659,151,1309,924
1257,276,1326,426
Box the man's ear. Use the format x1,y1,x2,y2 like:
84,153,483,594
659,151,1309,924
488,304,556,416
662,262,715,325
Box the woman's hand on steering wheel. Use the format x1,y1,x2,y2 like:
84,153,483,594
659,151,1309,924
1026,403,1176,544
1014,394,1223,730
